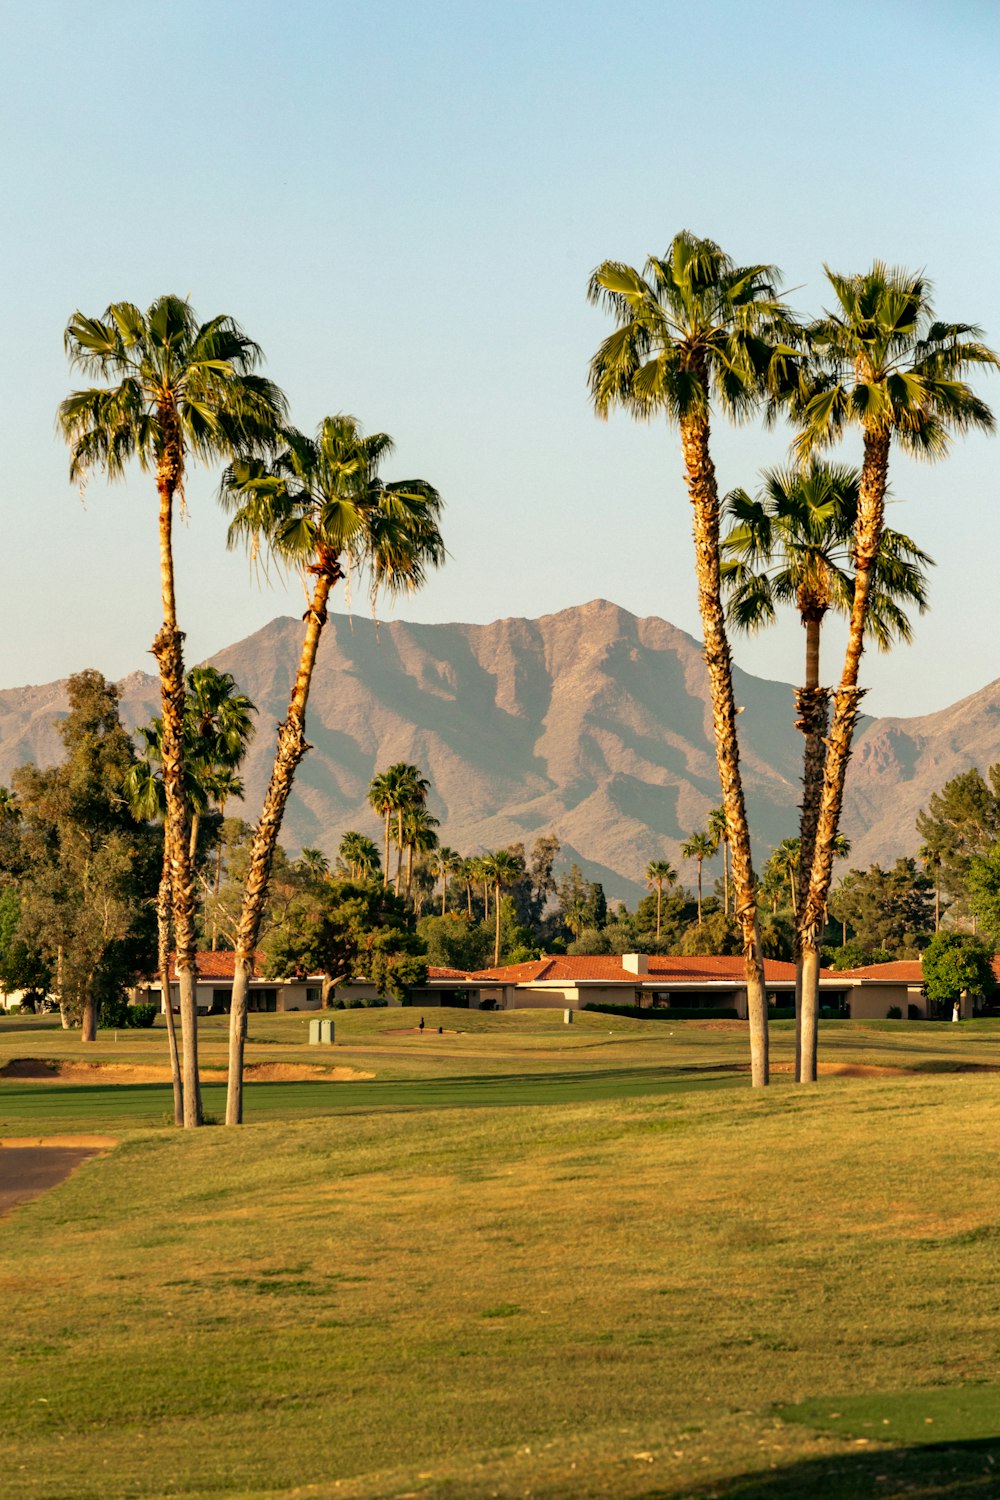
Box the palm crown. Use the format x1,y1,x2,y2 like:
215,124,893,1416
220,415,444,597
793,264,998,460
59,295,287,487
587,230,797,424
722,462,933,652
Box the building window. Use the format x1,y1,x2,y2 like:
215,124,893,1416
211,989,231,1015
249,989,277,1013
306,986,321,1004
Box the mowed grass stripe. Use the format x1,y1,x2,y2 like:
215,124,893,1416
0,1064,741,1131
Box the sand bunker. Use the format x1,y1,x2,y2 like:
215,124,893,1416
770,1061,906,1078
0,1137,116,1217
0,1058,373,1086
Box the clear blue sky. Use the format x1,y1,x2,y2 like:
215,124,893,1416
2,0,998,716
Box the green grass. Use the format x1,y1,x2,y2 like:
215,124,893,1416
4,1066,1000,1495
4,1013,1000,1497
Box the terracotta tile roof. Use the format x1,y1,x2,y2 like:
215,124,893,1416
835,957,1000,984
470,954,806,984
164,951,277,981
833,961,923,982
426,965,475,981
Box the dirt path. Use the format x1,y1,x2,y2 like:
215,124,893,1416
0,1137,115,1216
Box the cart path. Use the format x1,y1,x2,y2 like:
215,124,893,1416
0,1136,116,1216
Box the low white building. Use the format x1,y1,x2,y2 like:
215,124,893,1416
131,951,325,1015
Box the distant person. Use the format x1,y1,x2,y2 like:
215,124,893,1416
952,999,961,1023
419,1016,425,1033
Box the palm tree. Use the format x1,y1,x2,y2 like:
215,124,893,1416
296,848,330,883
723,460,930,917
431,846,461,916
790,263,998,1080
390,766,431,896
588,231,796,1087
644,859,677,940
481,849,525,966
124,718,212,1127
681,832,714,925
458,856,477,919
184,667,256,861
339,830,381,882
59,296,285,1127
402,805,439,901
368,769,398,888
722,459,933,1077
706,806,731,915
219,415,443,1124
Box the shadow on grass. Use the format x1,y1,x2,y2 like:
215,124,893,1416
664,1439,1000,1498
0,1065,745,1129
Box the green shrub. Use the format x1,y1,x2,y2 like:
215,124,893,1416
128,1003,157,1028
887,1005,903,1019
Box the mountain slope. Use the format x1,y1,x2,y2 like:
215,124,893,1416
0,599,989,899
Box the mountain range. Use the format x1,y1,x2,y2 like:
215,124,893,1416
1,599,995,900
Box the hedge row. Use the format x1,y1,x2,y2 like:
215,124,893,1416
582,1003,739,1021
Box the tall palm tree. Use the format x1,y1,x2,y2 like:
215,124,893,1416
681,832,714,925
390,766,431,896
458,856,477,919
368,769,398,888
402,805,439,901
588,231,796,1087
219,415,443,1124
430,846,460,916
124,717,212,1127
706,806,731,916
790,263,997,1080
481,849,525,966
59,296,285,1127
184,667,256,862
644,859,677,940
722,460,932,1077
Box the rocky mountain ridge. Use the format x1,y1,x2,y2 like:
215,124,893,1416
1,600,994,900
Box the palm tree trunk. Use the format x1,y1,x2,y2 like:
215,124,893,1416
157,842,184,1125
441,875,447,917
226,564,339,1126
406,843,414,901
799,429,890,1082
466,879,472,919
151,448,201,1128
696,862,703,924
681,408,768,1086
494,883,502,965
656,885,662,940
383,809,391,888
794,614,831,1082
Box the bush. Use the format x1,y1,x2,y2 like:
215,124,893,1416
887,1005,903,1019
128,1003,157,1028
100,995,131,1029
363,997,389,1008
